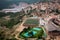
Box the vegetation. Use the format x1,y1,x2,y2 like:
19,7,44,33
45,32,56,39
0,11,25,29
0,11,26,40
0,27,18,40
0,12,7,18
26,9,36,17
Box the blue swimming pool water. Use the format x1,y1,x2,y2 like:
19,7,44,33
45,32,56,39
23,31,37,37
33,28,41,31
24,33,28,37
24,32,32,37
23,28,41,37
33,31,37,35
20,27,46,38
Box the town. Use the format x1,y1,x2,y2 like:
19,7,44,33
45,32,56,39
0,0,60,40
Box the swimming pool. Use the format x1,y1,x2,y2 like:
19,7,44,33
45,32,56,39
33,27,41,31
19,27,47,38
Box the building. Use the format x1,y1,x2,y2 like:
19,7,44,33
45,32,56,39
46,18,60,31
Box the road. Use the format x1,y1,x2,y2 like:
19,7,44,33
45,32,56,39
12,19,27,40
